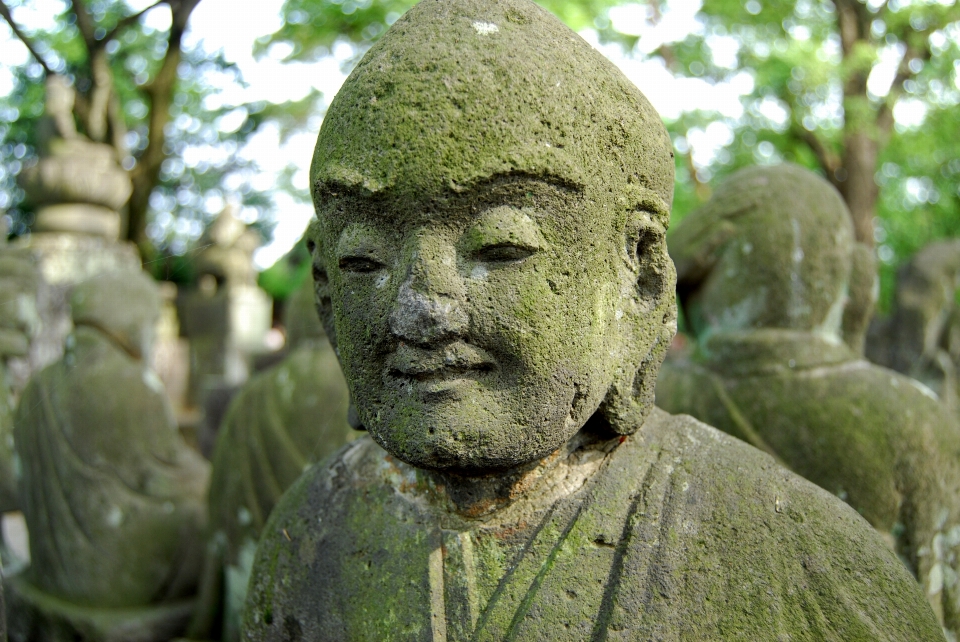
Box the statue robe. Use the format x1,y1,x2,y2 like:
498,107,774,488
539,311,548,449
656,330,960,634
242,407,942,641
12,326,210,608
195,338,357,641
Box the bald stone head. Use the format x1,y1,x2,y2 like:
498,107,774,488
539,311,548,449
70,271,161,360
308,0,676,473
671,163,866,343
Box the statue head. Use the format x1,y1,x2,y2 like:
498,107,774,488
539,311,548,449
70,270,162,360
308,0,676,473
671,163,869,344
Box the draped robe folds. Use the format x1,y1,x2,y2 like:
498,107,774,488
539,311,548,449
12,327,210,608
656,331,960,636
196,339,357,642
242,408,943,641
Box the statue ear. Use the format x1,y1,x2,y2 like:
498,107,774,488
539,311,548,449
626,216,671,313
597,200,678,436
305,224,336,351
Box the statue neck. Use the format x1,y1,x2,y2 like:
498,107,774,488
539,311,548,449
699,328,855,377
421,416,620,520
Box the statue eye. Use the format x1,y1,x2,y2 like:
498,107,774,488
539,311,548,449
474,243,536,263
338,256,384,273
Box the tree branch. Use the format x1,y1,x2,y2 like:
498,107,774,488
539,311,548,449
70,0,97,52
127,0,203,247
103,0,166,43
0,0,52,74
790,122,843,188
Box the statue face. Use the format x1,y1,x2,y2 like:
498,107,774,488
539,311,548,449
307,0,678,472
315,174,641,472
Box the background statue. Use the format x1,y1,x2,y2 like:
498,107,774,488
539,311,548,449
6,271,211,642
867,239,960,414
188,273,358,642
241,1,942,639
0,242,40,514
656,163,960,635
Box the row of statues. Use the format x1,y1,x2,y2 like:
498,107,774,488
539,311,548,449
4,0,960,639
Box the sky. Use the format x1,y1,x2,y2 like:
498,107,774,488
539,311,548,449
0,0,918,269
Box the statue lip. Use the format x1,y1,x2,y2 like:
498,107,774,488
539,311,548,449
388,342,497,382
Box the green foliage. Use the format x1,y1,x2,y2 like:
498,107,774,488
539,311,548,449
663,0,960,313
258,238,310,300
0,0,268,264
259,0,630,62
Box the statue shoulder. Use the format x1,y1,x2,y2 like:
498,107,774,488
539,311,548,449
611,408,944,640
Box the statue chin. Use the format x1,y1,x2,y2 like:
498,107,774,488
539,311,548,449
365,407,579,475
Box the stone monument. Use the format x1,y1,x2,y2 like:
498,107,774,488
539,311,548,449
13,74,141,390
188,274,357,641
179,204,272,412
655,163,960,635
240,2,944,639
867,239,960,413
6,271,211,642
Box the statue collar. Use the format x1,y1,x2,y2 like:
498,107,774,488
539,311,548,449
698,329,857,377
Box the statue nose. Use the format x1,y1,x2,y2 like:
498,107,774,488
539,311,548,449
389,250,468,345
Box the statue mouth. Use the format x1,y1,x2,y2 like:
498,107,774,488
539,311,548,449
388,342,497,383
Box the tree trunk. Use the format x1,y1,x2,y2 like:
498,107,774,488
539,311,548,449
126,0,202,250
840,131,879,248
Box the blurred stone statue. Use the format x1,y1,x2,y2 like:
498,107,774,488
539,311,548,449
240,2,943,640
867,239,960,414
656,163,960,635
180,204,272,414
188,273,357,642
0,241,41,514
19,74,131,240
6,271,211,642
12,74,141,394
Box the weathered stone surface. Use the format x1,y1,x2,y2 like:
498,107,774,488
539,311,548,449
242,1,943,639
198,285,356,640
657,163,960,635
8,271,210,642
246,411,942,641
7,233,142,396
19,138,131,214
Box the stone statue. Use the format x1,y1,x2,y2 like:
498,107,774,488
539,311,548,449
18,74,131,240
867,239,960,413
189,274,357,642
6,271,211,642
180,204,272,411
241,2,943,639
0,244,41,513
656,163,960,635
12,74,141,395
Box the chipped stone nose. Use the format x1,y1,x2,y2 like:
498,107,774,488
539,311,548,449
389,279,468,345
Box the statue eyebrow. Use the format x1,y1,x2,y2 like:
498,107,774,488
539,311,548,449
460,171,584,195
314,172,584,202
